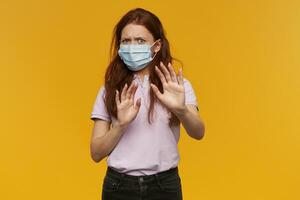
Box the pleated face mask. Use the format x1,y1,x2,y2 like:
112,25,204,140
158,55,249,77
118,40,159,71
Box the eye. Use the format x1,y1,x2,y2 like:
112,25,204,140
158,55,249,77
121,39,130,44
137,39,146,44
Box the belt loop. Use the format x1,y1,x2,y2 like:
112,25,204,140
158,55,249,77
155,174,163,191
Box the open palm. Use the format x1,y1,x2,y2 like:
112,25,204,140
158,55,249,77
150,61,185,114
115,81,141,126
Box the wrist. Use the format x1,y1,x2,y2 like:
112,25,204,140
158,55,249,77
114,120,129,130
173,105,188,118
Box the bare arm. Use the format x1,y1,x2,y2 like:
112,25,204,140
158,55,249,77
90,120,128,163
90,80,141,163
150,61,205,141
175,104,205,140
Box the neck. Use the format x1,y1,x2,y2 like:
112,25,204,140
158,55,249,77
134,66,150,82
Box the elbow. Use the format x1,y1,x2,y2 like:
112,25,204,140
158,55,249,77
91,153,105,163
195,124,205,140
195,132,204,140
90,139,107,163
193,132,204,140
91,154,100,163
90,148,106,163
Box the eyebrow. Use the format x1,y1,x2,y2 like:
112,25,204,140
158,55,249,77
120,37,146,41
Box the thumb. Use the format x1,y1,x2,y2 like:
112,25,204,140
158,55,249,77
150,83,163,99
134,98,141,110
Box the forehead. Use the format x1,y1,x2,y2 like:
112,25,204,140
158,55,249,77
121,24,154,40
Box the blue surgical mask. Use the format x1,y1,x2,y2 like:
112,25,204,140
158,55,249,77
118,40,159,71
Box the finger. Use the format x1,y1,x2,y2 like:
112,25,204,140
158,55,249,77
121,83,128,101
126,81,135,99
167,62,178,83
155,65,167,84
178,67,183,85
115,90,120,105
134,98,141,110
150,83,163,99
159,61,172,82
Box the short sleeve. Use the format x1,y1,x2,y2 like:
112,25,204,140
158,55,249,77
183,77,199,111
90,85,112,122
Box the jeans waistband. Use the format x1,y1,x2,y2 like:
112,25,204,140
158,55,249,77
106,166,178,182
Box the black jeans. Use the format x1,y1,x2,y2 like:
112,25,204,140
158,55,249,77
102,166,183,200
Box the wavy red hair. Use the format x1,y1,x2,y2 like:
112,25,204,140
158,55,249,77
104,8,182,126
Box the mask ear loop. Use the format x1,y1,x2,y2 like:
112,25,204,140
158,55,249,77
150,39,161,59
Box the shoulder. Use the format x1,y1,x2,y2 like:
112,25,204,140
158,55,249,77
98,84,106,97
182,77,189,83
182,77,193,88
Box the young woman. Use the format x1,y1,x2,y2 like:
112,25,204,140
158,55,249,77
90,7,205,200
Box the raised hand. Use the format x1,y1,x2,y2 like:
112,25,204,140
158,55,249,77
150,61,185,115
115,81,141,127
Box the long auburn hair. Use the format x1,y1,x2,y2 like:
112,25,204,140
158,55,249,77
104,7,182,126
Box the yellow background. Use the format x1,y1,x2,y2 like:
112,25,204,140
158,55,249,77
1,0,299,199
